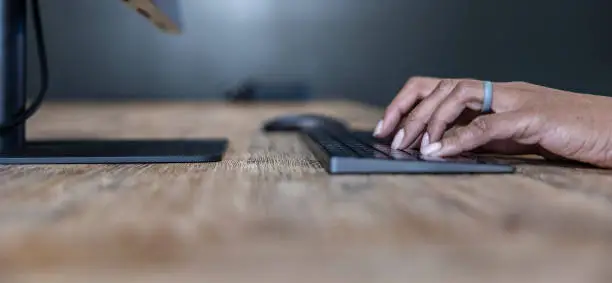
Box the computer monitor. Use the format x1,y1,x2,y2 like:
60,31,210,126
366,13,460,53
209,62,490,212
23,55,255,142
0,0,228,164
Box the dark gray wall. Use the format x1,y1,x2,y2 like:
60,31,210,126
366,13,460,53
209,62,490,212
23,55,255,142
27,0,612,106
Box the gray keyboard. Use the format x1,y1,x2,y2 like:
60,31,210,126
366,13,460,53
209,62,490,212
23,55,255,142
300,129,515,174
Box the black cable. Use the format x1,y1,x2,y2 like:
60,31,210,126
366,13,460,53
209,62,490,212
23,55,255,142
0,0,48,132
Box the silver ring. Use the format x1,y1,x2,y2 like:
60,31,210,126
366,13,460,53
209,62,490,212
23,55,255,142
482,81,493,113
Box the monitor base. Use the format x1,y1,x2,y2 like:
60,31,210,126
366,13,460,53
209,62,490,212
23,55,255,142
0,139,228,164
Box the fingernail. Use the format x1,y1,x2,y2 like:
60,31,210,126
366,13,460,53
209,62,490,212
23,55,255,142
421,133,430,148
391,129,405,149
373,120,383,136
420,142,442,156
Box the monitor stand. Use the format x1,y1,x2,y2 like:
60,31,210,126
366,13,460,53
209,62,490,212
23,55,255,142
0,0,228,164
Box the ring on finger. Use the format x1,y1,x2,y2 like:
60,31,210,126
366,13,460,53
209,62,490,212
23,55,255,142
482,81,493,113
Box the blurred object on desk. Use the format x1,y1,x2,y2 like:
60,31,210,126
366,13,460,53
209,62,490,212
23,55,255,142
121,0,183,34
225,79,312,102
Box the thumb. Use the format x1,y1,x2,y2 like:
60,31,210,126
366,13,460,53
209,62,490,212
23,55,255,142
420,112,535,157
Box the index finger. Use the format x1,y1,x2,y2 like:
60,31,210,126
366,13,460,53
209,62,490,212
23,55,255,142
375,76,440,137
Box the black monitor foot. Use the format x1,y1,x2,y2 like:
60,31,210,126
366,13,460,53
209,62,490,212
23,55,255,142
0,139,228,164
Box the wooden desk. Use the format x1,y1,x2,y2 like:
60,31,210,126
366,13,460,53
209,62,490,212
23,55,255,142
2,101,612,282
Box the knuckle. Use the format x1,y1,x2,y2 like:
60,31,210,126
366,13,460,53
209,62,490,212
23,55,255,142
454,81,472,101
521,111,546,137
397,77,427,99
438,79,456,91
456,129,480,145
403,113,427,127
405,76,424,87
384,105,400,118
455,81,468,91
403,113,421,123
469,116,492,135
405,76,432,93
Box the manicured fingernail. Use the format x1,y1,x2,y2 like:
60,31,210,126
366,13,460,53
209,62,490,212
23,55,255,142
421,142,442,156
391,129,405,149
421,133,430,148
373,120,383,136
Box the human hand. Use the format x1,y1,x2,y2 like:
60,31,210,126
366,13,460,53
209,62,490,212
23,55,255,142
373,77,612,168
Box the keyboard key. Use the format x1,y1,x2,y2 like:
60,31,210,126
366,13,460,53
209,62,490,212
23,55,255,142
326,131,390,159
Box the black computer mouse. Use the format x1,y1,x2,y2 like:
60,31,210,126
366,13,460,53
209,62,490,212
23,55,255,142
262,114,349,132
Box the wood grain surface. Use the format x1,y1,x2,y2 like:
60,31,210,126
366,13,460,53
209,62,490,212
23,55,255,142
2,101,612,282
